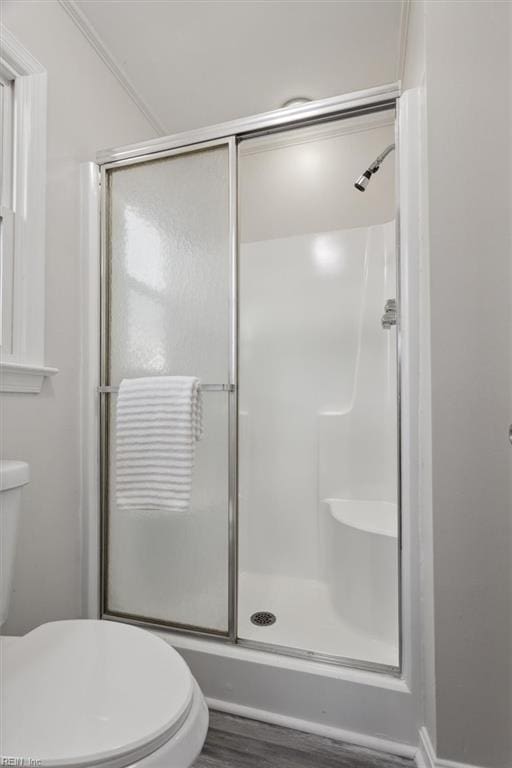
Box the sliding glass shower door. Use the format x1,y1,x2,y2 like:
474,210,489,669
98,98,401,670
102,140,235,635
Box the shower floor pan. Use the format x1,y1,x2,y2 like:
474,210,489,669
238,571,398,668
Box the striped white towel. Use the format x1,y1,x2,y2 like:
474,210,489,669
115,376,203,512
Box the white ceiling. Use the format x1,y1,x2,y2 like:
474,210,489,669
71,0,407,135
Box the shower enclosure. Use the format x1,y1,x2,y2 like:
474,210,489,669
98,86,401,673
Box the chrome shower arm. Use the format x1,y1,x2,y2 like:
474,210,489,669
369,143,395,173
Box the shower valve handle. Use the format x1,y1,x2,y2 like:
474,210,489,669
381,298,397,329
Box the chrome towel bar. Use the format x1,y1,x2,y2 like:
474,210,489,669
98,384,235,394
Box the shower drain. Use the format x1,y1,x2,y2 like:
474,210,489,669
250,611,276,627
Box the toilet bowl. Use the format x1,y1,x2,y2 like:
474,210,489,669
0,461,208,767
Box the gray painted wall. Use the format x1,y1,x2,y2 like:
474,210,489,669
1,0,155,636
420,1,511,765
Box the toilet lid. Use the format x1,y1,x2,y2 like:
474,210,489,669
1,620,195,768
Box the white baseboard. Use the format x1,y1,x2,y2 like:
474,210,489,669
416,727,487,768
206,697,418,760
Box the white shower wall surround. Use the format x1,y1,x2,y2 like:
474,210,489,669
238,221,398,664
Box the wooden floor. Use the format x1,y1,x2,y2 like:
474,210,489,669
194,712,414,768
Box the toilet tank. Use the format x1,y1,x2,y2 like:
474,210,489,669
0,460,29,627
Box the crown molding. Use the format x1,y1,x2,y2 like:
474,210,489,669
397,0,411,83
0,25,45,77
58,0,167,136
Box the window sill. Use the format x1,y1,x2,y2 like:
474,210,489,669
0,361,58,393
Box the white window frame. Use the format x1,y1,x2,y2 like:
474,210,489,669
0,74,15,362
0,26,57,392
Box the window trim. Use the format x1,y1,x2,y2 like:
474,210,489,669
0,26,58,393
1,75,15,359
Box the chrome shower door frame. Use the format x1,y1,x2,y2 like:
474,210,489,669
97,81,403,673
99,137,239,640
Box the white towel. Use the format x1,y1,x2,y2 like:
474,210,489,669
115,376,203,512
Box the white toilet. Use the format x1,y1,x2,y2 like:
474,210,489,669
0,460,209,767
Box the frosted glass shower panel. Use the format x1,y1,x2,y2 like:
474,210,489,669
109,146,230,380
106,144,231,633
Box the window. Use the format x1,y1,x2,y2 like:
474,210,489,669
0,26,57,392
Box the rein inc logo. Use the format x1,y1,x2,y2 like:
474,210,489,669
1,759,42,766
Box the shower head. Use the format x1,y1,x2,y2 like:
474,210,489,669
354,143,395,192
354,170,372,192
